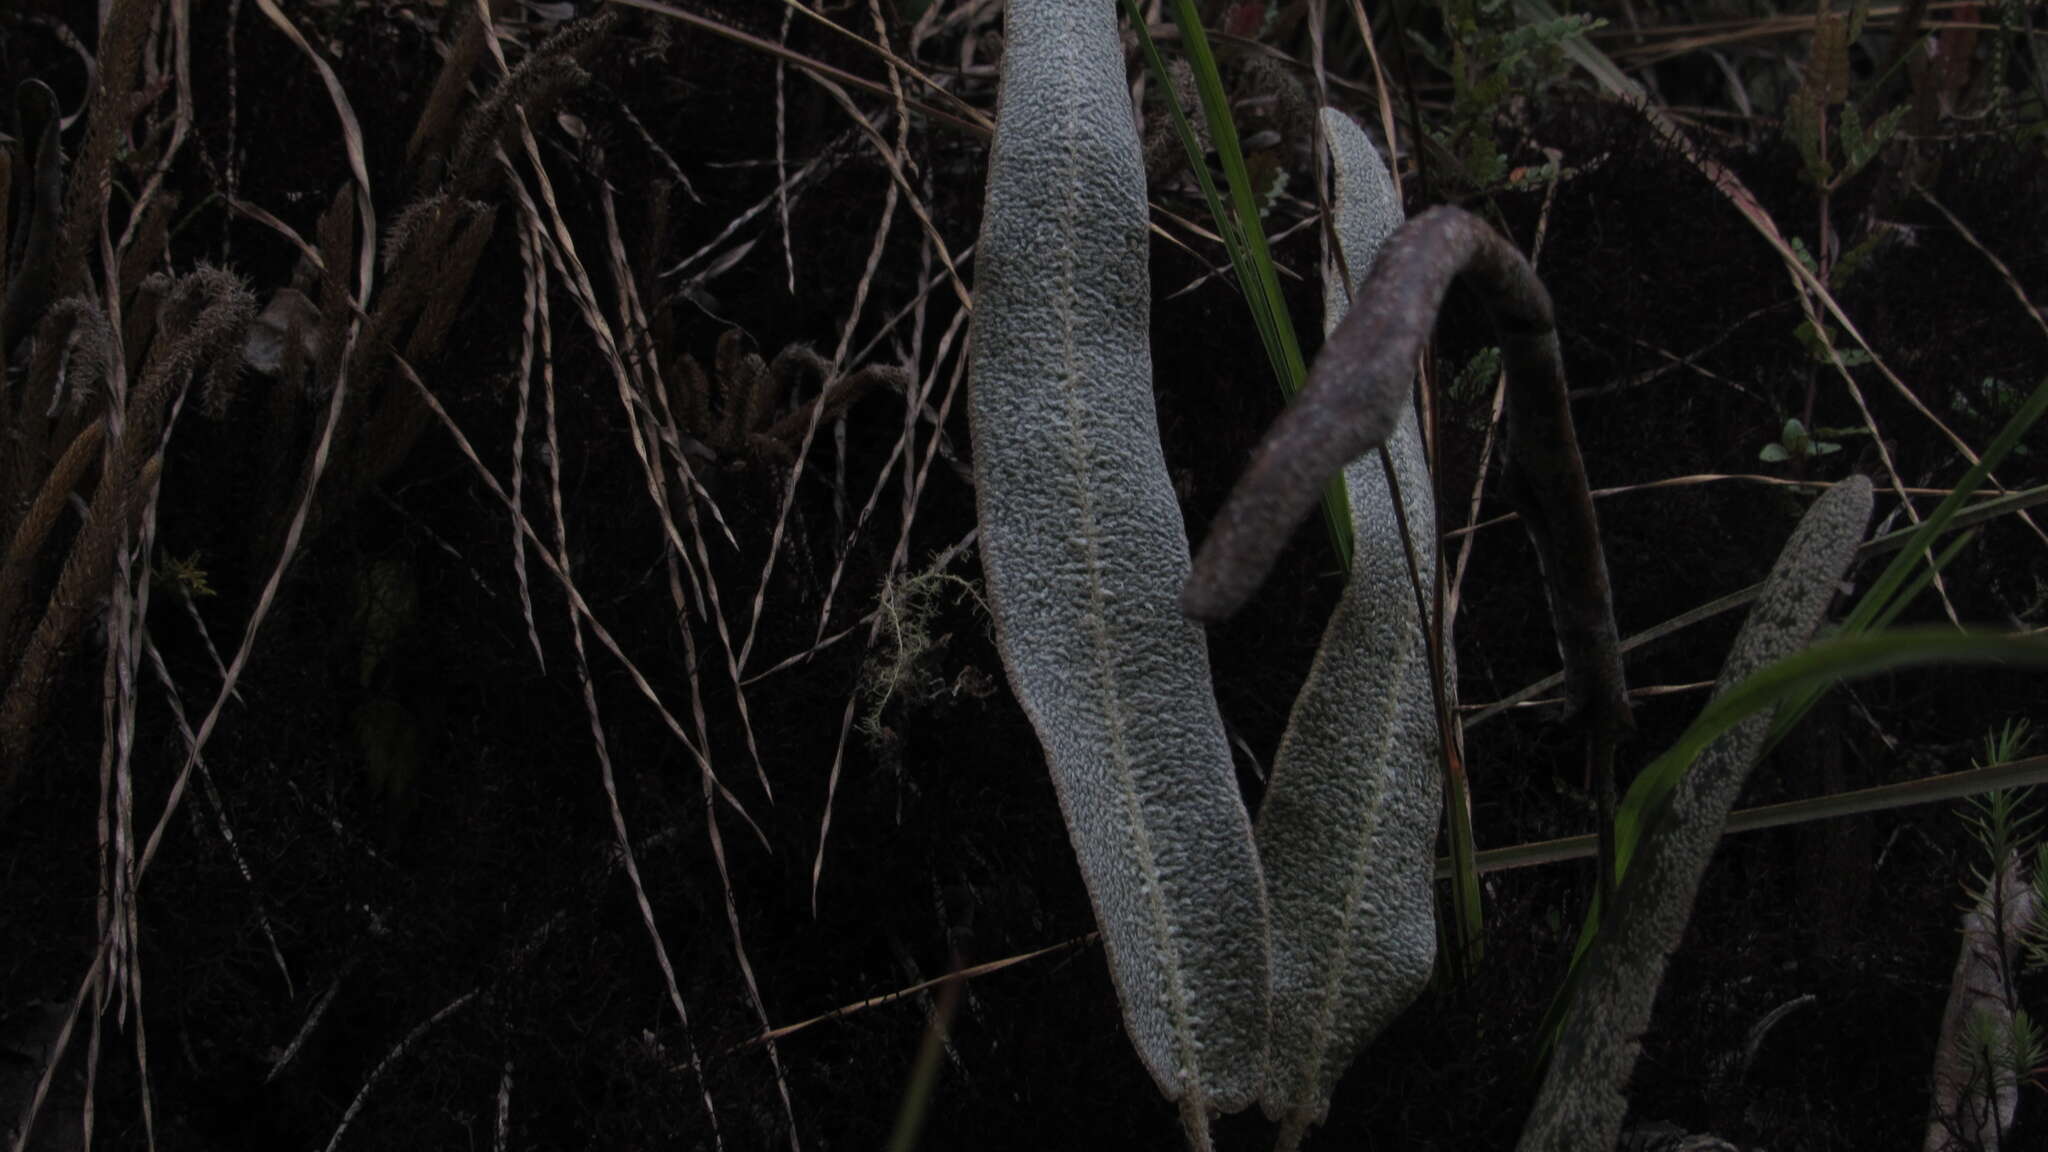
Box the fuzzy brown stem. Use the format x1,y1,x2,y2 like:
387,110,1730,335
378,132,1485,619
0,270,251,802
1184,205,1631,741
52,0,151,302
0,421,107,666
0,452,160,795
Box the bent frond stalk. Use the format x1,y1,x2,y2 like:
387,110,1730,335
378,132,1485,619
966,0,1268,1128
1249,110,1443,1144
1184,202,1634,908
1183,205,1629,746
1518,475,1873,1152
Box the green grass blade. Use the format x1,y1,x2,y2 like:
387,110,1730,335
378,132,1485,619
1525,379,2048,1087
1530,476,1872,1078
1441,754,2048,878
1756,525,1976,750
1599,376,2046,905
1533,628,2048,1091
1614,628,2048,875
1765,373,2047,754
884,975,961,1152
1167,0,1306,387
1441,745,1484,972
1124,0,1354,570
1870,529,1978,631
1844,375,2048,638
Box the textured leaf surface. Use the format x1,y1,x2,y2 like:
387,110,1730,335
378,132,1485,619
1256,109,1443,1131
966,0,1268,1111
1518,475,1873,1152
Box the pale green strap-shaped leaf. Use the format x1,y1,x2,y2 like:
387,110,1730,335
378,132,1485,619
965,0,1268,1115
1519,475,1874,1152
1255,109,1443,1137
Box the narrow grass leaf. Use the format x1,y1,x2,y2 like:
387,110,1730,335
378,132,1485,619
1766,372,2046,756
1125,0,1353,568
1845,373,2048,627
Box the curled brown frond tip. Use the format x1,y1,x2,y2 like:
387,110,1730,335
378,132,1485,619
1186,207,1544,622
1185,205,1620,735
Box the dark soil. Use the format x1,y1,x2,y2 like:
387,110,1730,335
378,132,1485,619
3,3,2045,1150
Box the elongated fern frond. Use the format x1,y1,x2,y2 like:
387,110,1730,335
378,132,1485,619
967,0,1269,1126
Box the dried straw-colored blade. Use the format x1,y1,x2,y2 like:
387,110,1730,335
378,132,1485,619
1447,753,2048,878
608,0,989,137
252,0,376,309
1465,480,2048,731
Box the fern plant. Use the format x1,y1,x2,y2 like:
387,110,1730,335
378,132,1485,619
966,3,2043,1149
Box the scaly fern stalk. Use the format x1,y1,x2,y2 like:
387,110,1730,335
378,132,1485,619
1182,208,1627,735
968,0,1269,1130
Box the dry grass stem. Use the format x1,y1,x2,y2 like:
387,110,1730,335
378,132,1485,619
610,0,992,137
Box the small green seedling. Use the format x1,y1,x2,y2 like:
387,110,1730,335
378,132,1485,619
1793,314,1875,366
1760,416,1867,463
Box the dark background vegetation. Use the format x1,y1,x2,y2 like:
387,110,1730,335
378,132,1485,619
3,0,2045,1149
